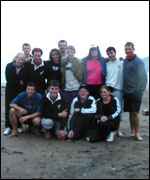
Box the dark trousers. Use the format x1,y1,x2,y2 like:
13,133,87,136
70,113,95,140
87,85,102,100
89,117,120,143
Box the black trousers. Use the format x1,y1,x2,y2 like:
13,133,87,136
89,117,120,143
70,113,95,140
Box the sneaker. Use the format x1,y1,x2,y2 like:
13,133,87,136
3,127,12,135
106,131,116,142
17,128,23,133
86,136,90,142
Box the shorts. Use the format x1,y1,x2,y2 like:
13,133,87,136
123,94,142,113
41,118,67,136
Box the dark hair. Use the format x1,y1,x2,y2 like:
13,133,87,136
48,80,60,88
106,47,116,54
88,46,101,60
49,48,61,62
32,48,43,55
125,42,135,48
22,43,31,49
58,40,67,46
26,82,37,90
99,85,110,92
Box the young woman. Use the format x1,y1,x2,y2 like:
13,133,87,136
87,85,121,143
3,53,28,135
82,45,107,100
45,49,62,88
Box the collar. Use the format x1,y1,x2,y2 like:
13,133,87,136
46,92,61,104
127,54,136,60
31,59,44,70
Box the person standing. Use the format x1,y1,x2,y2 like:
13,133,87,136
45,48,62,88
123,42,147,141
61,45,83,110
106,47,124,137
82,45,107,100
3,53,28,135
58,40,68,60
26,48,47,95
22,43,32,62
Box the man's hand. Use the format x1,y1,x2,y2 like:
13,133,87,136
19,108,27,115
67,130,74,139
100,116,108,122
58,109,68,118
19,116,29,123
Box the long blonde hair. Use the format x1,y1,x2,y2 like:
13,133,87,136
12,53,25,62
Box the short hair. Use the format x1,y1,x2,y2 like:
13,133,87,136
32,48,43,55
67,45,76,53
22,43,31,49
49,48,61,61
48,80,60,88
106,47,116,54
58,40,67,46
125,42,135,48
26,82,37,90
99,85,110,92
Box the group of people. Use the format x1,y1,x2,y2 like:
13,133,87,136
3,40,147,143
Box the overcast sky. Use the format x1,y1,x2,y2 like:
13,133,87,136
1,1,149,84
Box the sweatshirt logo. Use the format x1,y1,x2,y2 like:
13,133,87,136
57,104,61,109
52,66,59,71
40,71,44,75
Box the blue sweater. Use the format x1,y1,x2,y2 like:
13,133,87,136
82,56,107,85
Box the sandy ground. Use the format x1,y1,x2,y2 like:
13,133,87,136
1,87,149,179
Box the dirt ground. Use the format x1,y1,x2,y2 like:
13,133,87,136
1,87,149,179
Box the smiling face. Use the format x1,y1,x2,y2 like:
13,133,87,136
58,42,67,54
26,86,36,98
107,50,116,61
125,45,135,58
79,88,89,100
49,85,59,100
33,52,42,64
51,50,60,64
15,54,25,67
22,45,31,55
67,49,75,60
100,88,110,99
90,48,99,59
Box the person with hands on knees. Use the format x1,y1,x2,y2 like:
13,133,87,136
67,85,96,140
41,80,68,140
9,82,42,137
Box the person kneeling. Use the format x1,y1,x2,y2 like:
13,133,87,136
87,85,121,143
41,80,68,140
9,82,42,137
67,85,96,140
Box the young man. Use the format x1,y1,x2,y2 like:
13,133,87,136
58,40,68,60
26,48,47,95
9,82,42,137
61,45,83,110
67,85,96,140
41,80,68,140
22,43,32,62
106,47,124,140
123,42,147,141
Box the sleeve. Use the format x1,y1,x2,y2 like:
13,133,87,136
67,98,76,130
10,92,24,105
80,97,97,114
107,97,121,120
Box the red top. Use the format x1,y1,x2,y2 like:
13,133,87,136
87,59,102,85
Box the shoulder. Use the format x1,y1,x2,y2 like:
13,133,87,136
17,92,27,98
88,96,96,101
35,92,43,99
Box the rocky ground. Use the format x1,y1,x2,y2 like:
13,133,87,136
1,87,149,179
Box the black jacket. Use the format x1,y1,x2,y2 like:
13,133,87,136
41,92,67,130
26,59,47,95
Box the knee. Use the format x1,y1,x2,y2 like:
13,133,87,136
9,108,16,116
41,118,54,130
32,117,41,126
